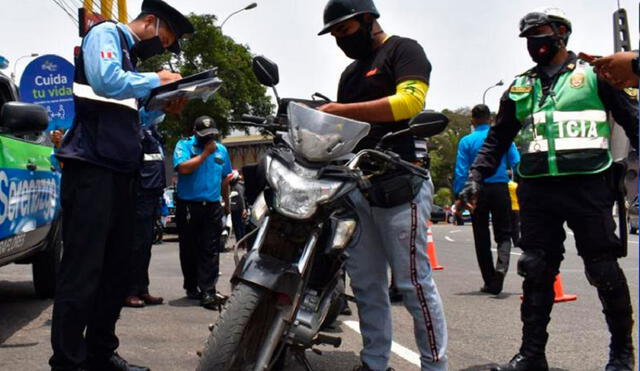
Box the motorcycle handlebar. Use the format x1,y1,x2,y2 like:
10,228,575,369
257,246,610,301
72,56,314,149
241,114,268,124
349,149,429,179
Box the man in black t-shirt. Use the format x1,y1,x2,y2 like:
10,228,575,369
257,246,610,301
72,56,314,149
318,1,448,370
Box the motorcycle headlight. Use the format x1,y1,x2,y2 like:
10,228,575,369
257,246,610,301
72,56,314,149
267,158,342,220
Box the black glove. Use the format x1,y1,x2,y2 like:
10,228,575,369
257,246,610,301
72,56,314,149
459,179,482,203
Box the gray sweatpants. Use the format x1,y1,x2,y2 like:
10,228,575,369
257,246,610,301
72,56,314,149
346,181,448,371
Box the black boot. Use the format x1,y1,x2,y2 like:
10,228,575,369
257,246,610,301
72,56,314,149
605,345,635,371
491,353,548,371
599,276,635,371
495,267,555,371
519,275,555,359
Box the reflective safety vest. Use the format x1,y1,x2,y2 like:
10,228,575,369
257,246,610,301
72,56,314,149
510,60,611,178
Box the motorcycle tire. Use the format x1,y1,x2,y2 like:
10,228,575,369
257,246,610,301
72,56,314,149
197,282,285,371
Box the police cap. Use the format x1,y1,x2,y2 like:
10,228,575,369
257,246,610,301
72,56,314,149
141,0,194,54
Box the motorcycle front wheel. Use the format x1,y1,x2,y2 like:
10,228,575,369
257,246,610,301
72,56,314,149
197,281,288,371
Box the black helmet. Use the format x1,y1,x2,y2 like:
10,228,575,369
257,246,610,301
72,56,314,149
318,0,380,35
519,7,572,38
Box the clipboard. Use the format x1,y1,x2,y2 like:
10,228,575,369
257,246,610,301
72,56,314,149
144,68,223,111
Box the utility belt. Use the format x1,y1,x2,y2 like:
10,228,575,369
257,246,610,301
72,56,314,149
177,199,221,208
365,171,423,208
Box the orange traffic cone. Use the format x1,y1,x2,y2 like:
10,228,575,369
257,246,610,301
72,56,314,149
552,273,577,303
520,273,577,303
426,221,444,270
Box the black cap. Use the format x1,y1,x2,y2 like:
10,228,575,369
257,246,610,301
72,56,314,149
318,0,380,35
471,104,491,120
194,116,219,137
141,0,194,54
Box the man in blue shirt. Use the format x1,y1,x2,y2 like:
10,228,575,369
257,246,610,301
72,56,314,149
52,1,192,370
173,116,232,310
454,104,520,295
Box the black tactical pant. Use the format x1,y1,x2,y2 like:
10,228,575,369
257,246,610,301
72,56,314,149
176,200,223,295
50,160,136,370
470,182,513,287
510,209,521,247
516,172,633,358
129,191,160,297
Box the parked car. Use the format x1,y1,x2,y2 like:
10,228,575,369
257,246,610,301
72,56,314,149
430,204,446,223
628,196,638,235
0,71,63,299
163,186,177,234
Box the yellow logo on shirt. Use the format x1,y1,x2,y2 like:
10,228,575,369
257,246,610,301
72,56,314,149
510,86,532,94
570,74,585,88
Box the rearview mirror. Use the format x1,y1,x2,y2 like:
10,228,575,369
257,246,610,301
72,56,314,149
0,102,49,135
252,56,279,87
408,111,449,138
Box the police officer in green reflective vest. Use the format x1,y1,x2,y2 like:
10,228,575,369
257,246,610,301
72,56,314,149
460,7,639,371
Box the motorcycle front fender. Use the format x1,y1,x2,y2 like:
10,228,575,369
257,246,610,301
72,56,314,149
231,248,302,297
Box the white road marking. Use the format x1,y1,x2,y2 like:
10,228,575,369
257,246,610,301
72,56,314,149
491,248,522,256
445,236,455,242
343,320,421,367
450,230,462,234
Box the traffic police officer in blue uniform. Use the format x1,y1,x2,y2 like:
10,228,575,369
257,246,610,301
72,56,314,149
173,116,232,310
52,1,193,370
125,121,166,308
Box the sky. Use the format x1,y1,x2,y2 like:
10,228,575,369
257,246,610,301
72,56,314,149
1,0,638,113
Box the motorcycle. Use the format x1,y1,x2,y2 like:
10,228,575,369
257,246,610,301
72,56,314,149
197,56,448,371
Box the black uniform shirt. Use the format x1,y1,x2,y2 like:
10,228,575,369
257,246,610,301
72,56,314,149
337,36,431,161
470,52,639,182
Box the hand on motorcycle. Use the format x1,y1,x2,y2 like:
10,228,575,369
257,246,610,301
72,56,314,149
458,180,481,213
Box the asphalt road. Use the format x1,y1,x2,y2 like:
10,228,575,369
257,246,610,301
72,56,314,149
0,223,638,371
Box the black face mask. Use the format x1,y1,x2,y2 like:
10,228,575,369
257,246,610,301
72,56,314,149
527,35,560,66
131,36,165,62
336,22,374,60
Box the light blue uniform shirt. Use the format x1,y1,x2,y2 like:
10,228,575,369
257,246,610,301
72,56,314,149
81,22,164,125
454,124,520,195
173,136,232,202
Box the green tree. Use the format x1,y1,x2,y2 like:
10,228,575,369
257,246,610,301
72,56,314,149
428,107,473,205
433,187,453,208
138,14,274,151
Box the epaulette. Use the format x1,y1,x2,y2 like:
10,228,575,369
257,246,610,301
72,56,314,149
515,67,537,79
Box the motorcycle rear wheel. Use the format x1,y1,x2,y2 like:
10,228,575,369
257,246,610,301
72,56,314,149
197,281,287,371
